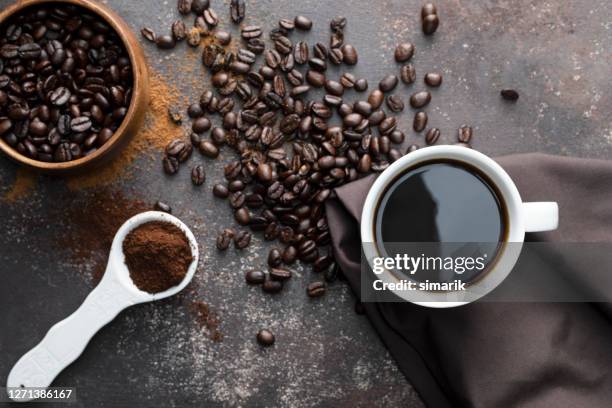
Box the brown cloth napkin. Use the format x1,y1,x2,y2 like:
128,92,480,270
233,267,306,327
325,153,612,408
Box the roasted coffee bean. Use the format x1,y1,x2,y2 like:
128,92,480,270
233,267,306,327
241,25,262,39
154,200,172,213
212,183,229,199
229,191,246,208
262,277,283,293
279,18,295,31
354,78,368,92
329,48,343,65
274,36,293,54
413,111,428,132
294,15,313,30
409,91,432,108
215,30,232,46
156,34,176,49
216,231,232,250
230,0,246,23
425,128,441,145
268,248,282,267
172,20,186,41
246,269,265,284
237,48,256,64
308,57,327,72
307,281,326,297
368,90,384,109
193,117,212,133
234,230,252,249
191,0,209,13
282,245,297,264
501,89,519,101
424,72,443,87
199,140,219,157
50,87,71,106
203,8,219,26
306,70,325,87
379,116,397,135
235,207,251,225
247,38,265,54
325,80,344,96
191,165,206,185
458,125,473,143
386,95,404,112
394,42,415,62
70,116,92,133
313,42,328,59
163,155,180,174
389,130,405,144
341,44,358,65
294,41,309,65
379,74,398,92
178,0,192,14
270,267,292,281
422,14,440,35
400,64,417,84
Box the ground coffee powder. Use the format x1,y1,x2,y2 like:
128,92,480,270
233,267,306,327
123,221,193,293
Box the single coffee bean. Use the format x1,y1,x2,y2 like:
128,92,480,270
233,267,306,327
246,269,265,284
368,90,384,109
413,111,428,132
268,248,282,267
325,80,344,96
172,20,186,41
216,231,232,250
294,15,313,30
340,73,356,88
262,276,283,293
163,155,180,174
154,201,172,213
234,230,252,249
389,129,405,144
282,245,297,264
306,70,325,87
328,48,343,65
156,35,176,49
241,25,262,39
199,140,219,157
424,72,443,87
425,128,441,145
191,165,206,186
400,64,417,84
235,207,251,225
341,44,358,65
422,14,440,35
270,267,292,281
230,0,246,23
212,183,230,198
191,0,209,13
458,125,473,143
386,95,404,112
215,30,232,46
256,329,275,346
354,78,368,92
71,116,92,133
409,91,432,108
501,89,519,101
307,281,326,297
394,43,415,62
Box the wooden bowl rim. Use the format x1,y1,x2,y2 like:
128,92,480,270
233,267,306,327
0,0,145,171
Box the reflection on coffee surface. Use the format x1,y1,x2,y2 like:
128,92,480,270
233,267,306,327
374,160,507,284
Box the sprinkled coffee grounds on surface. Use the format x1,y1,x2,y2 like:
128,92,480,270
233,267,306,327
190,300,223,342
58,188,148,283
123,221,193,293
1,168,37,202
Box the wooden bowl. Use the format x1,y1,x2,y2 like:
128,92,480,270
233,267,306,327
0,0,149,175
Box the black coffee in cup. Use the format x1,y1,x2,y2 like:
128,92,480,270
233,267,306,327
374,160,508,283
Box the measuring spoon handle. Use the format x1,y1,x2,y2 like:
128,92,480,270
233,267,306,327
6,275,135,400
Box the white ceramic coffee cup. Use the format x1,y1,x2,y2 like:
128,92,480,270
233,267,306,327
361,146,558,308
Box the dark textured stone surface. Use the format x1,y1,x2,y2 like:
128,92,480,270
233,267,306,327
0,0,610,406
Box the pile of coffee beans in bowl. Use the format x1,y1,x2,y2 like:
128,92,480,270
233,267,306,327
0,3,133,162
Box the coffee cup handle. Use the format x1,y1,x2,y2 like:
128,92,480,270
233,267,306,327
522,202,559,232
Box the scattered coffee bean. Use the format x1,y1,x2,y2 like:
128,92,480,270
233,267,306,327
424,72,443,87
191,0,209,14
341,44,358,65
422,14,440,35
245,269,265,284
379,74,399,92
191,165,206,186
230,0,246,23
458,125,473,143
394,42,415,62
386,95,404,112
172,20,186,41
409,91,432,108
268,248,282,267
270,267,292,281
216,230,232,250
262,276,283,293
501,89,519,101
413,111,428,132
294,15,313,30
154,201,172,213
141,27,156,42
354,78,368,91
400,64,417,84
256,329,275,346
156,34,176,49
422,3,437,18
307,281,326,297
425,128,441,145
234,230,252,249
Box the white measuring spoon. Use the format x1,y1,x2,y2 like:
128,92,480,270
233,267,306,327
6,211,199,402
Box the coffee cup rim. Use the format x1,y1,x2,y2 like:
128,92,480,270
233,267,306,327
360,146,525,307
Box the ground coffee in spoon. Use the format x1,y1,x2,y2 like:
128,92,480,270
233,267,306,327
122,221,193,293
